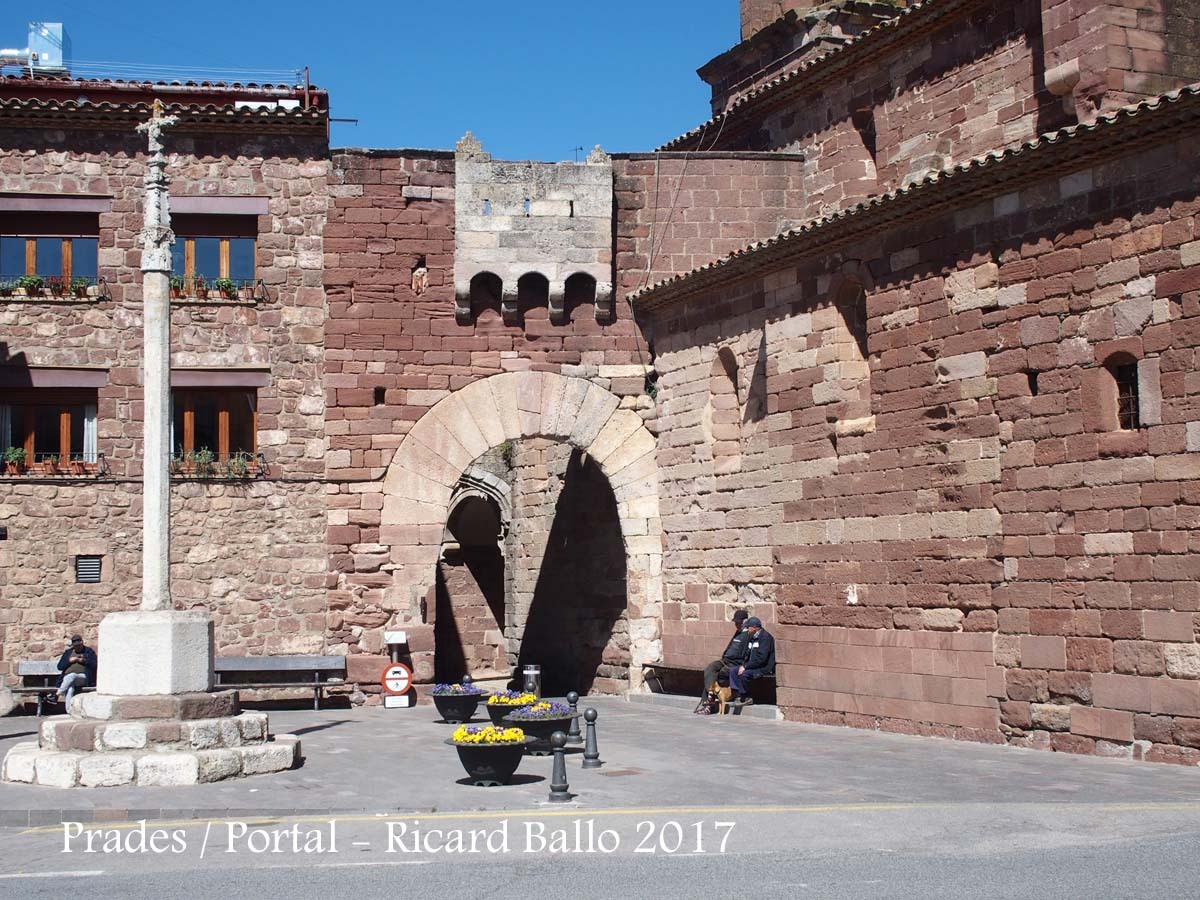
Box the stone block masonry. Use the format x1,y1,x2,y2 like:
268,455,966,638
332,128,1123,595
643,117,1200,764
454,134,614,324
0,124,330,676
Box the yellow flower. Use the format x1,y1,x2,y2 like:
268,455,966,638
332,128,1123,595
451,725,525,745
487,692,536,706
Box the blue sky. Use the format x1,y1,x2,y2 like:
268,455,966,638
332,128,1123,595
3,1,735,159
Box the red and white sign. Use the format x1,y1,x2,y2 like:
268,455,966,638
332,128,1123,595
380,663,413,696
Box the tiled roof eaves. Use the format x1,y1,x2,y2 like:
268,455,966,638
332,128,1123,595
660,0,988,152
632,85,1200,313
0,74,321,94
0,98,327,134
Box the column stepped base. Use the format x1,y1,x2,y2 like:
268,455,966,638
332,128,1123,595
1,692,300,788
3,737,299,787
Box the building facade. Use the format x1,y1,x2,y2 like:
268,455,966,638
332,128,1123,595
5,0,1200,763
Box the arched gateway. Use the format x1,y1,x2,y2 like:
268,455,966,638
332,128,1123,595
380,371,664,692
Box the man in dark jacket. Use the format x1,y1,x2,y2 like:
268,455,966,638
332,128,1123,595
56,634,97,707
696,610,750,712
728,617,775,704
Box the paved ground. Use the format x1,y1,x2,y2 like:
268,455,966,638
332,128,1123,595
0,696,1198,897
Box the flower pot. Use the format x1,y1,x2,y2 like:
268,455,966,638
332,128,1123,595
501,714,578,756
445,738,531,787
195,288,209,300
170,287,182,299
432,692,486,724
486,702,532,726
2,462,23,476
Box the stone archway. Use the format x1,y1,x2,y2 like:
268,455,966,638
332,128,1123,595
379,371,663,691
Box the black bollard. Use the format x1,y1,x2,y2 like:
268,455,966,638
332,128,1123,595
582,708,603,769
566,691,583,745
548,731,571,803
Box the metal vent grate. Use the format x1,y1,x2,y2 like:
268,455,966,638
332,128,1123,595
75,555,102,584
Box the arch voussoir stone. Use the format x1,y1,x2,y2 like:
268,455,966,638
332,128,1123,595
375,371,665,693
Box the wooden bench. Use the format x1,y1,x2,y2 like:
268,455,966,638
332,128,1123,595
214,655,346,710
14,660,95,717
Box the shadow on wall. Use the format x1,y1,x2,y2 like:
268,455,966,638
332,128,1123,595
517,448,628,697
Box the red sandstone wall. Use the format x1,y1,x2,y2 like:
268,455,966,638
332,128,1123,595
323,152,648,665
613,154,805,302
648,129,1200,761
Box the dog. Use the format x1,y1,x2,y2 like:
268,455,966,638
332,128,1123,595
711,680,735,716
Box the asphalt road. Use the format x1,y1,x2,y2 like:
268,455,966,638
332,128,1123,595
1,803,1198,899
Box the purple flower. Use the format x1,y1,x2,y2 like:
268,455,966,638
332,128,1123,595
507,702,572,720
431,682,485,695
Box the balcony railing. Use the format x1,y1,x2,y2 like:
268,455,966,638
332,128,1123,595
170,278,267,304
170,450,268,479
0,275,111,302
1,452,107,478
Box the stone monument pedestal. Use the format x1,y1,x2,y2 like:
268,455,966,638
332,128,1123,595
2,691,300,788
98,609,214,696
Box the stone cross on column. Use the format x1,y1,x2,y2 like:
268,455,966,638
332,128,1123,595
95,100,212,696
136,99,177,613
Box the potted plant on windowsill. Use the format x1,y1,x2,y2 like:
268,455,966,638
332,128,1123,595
2,446,25,475
193,276,209,300
16,275,43,297
186,447,217,478
169,275,185,299
46,276,65,297
444,725,533,787
70,277,90,299
0,281,14,298
431,682,489,724
213,277,238,300
225,451,255,478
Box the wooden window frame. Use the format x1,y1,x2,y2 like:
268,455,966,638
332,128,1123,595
4,389,97,472
173,236,256,286
1,235,97,281
172,388,258,463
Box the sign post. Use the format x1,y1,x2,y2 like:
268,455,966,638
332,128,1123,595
380,662,414,709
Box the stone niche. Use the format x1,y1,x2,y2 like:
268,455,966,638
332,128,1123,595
453,132,614,326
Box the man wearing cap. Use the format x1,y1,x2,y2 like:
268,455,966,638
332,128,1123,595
728,617,775,704
55,634,97,708
695,609,751,713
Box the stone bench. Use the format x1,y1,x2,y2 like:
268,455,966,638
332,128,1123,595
14,661,95,717
643,664,777,712
214,655,346,710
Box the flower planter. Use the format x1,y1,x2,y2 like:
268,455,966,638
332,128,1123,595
486,701,533,725
501,713,578,756
2,462,23,476
445,738,533,787
432,692,486,724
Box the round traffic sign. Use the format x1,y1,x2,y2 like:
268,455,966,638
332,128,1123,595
381,662,413,695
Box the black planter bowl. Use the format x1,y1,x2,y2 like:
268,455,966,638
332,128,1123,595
486,702,533,726
444,738,535,787
501,714,579,755
431,692,488,724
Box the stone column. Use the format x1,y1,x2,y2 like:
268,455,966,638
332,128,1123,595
97,100,213,696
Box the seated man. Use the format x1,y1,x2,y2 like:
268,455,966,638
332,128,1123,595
728,617,775,705
695,609,750,714
56,634,97,708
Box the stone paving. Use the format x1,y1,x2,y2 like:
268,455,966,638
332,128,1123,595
2,695,1199,826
